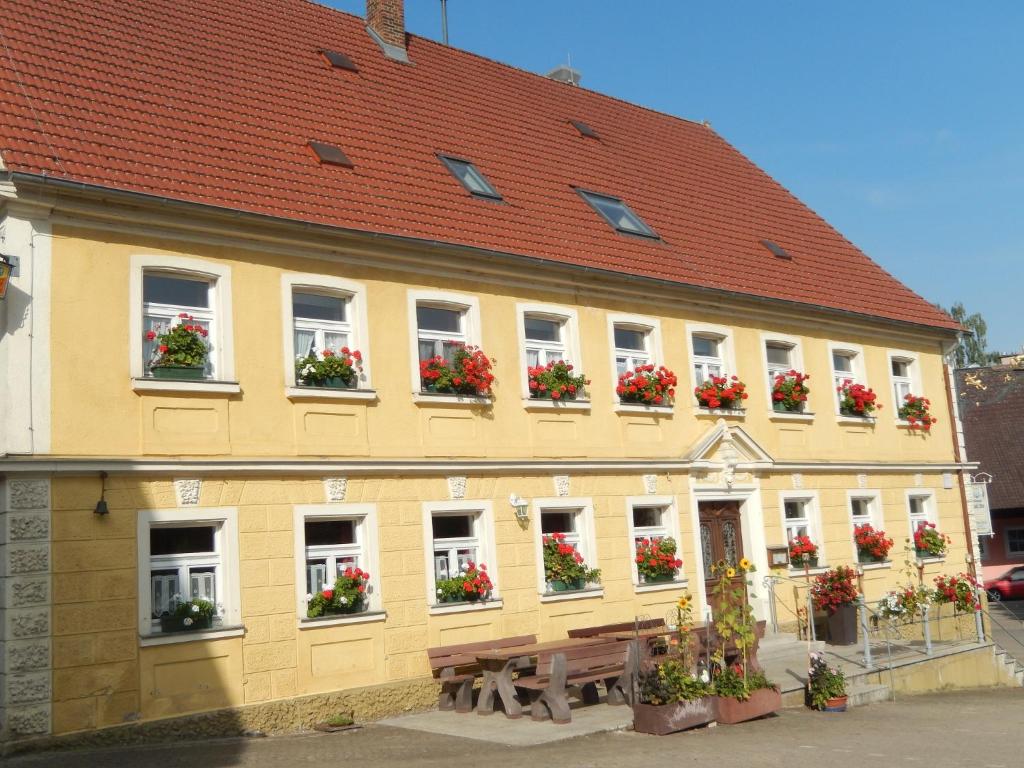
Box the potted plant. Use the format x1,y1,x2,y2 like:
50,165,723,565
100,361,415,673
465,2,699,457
615,364,677,406
788,534,819,569
635,537,683,583
771,370,810,413
854,523,894,563
899,394,937,431
306,567,371,618
878,584,932,622
932,573,980,613
810,566,860,645
419,344,495,396
709,558,782,724
159,597,216,633
806,652,847,712
435,561,493,604
913,522,949,558
527,360,589,401
694,375,749,410
542,532,600,591
145,314,209,379
295,346,363,388
836,379,881,417
634,659,715,734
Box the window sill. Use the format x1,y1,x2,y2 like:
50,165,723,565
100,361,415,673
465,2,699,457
523,398,592,412
139,624,245,647
895,420,929,430
614,403,673,415
635,579,689,594
787,566,830,577
860,561,893,571
132,378,241,394
412,392,492,407
915,555,946,564
539,587,604,603
837,415,877,426
428,599,503,616
286,386,378,402
769,411,815,422
695,407,746,418
298,610,386,629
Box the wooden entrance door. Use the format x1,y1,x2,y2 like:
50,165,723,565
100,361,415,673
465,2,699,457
698,501,744,616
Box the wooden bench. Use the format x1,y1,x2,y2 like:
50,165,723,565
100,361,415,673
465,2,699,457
567,618,666,638
427,635,536,713
514,640,632,724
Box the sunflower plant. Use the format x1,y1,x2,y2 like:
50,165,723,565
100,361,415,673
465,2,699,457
709,557,759,690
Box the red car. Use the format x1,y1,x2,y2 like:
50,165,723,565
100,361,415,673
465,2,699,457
984,566,1024,601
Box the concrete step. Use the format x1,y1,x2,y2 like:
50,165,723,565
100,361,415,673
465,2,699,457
758,638,824,660
846,682,891,708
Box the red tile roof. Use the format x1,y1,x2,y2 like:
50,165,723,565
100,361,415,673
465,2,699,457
0,0,957,330
957,367,1024,510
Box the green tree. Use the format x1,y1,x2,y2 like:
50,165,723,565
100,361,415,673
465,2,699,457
942,302,1000,368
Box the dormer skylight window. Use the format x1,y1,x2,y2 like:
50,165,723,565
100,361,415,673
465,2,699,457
321,49,359,72
577,190,657,238
439,156,502,200
761,239,792,260
570,120,598,139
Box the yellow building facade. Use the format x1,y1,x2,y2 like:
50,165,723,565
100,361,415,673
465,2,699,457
0,187,975,741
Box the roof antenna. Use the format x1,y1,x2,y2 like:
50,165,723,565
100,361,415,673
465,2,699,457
440,0,449,45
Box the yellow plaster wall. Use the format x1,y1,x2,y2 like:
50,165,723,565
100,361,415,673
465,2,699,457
48,225,956,463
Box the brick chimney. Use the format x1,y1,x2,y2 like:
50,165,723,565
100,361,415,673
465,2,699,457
367,0,405,51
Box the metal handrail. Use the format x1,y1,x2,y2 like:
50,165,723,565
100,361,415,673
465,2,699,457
763,573,817,639
977,604,1024,655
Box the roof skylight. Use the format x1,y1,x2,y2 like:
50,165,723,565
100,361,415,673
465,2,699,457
439,156,502,200
309,141,354,168
570,120,598,139
577,190,657,238
761,239,792,260
321,49,359,72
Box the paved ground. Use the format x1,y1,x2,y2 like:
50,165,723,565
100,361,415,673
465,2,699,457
10,688,1024,768
988,599,1024,662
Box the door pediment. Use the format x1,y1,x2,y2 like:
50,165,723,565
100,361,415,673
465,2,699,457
685,418,774,471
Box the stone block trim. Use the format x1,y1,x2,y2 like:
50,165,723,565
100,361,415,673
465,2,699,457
2,478,53,742
173,479,202,507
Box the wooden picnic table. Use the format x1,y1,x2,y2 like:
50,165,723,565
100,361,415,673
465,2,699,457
474,637,606,717
596,628,674,641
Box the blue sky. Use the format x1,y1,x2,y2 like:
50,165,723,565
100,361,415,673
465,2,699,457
332,1,1022,353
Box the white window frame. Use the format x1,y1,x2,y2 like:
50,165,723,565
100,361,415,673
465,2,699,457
625,495,684,590
532,497,600,596
281,274,372,394
407,289,482,396
421,500,498,610
906,489,937,539
778,491,823,569
292,503,381,623
1005,528,1024,556
887,349,921,422
516,303,585,403
760,332,805,411
846,489,885,559
606,313,663,401
686,322,737,399
129,255,235,386
137,507,241,643
827,341,867,416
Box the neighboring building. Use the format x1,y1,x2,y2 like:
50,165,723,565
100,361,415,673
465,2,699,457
0,0,974,743
957,365,1024,580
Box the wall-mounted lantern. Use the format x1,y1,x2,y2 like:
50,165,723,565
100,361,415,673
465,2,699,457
509,493,529,522
0,254,13,300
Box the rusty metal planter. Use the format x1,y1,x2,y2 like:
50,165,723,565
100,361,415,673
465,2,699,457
713,688,782,724
633,697,716,735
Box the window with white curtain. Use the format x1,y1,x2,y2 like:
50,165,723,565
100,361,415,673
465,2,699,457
303,518,362,596
431,513,480,584
692,334,724,385
417,304,467,366
149,524,221,629
143,272,215,376
524,315,568,367
292,290,351,359
613,324,650,375
891,357,914,404
765,342,794,386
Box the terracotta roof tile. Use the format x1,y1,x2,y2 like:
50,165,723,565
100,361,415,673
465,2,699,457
0,0,957,330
